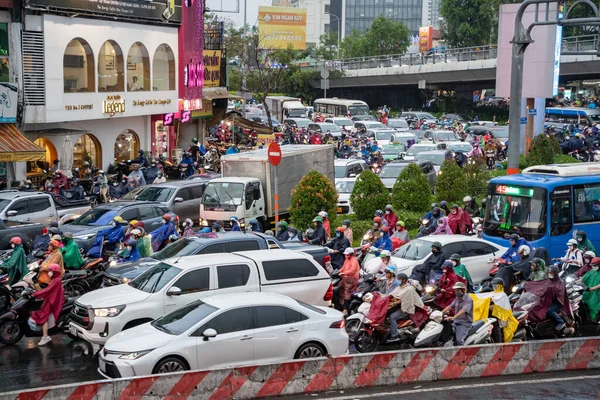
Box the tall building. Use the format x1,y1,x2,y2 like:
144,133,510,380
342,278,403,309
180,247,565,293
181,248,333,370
424,0,442,28
294,0,332,45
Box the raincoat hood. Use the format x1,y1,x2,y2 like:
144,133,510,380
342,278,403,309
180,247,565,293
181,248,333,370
1,244,27,286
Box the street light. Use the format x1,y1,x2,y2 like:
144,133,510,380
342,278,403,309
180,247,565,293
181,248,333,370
324,12,341,58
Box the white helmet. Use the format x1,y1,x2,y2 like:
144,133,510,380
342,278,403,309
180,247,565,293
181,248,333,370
380,250,392,258
567,239,578,246
463,196,472,203
518,245,530,256
584,251,596,258
130,229,141,236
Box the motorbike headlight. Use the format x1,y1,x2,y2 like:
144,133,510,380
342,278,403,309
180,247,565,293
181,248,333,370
28,262,39,271
109,260,117,267
118,349,154,360
566,276,574,283
511,286,518,293
74,233,96,240
94,305,126,318
363,234,370,240
425,285,435,294
121,277,129,284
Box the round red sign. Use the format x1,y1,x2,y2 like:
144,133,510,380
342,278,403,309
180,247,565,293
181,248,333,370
268,142,282,166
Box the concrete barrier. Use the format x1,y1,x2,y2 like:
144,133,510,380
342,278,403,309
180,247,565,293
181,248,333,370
2,337,599,400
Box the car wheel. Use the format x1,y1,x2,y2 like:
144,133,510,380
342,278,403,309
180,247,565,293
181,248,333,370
153,357,188,374
294,342,326,359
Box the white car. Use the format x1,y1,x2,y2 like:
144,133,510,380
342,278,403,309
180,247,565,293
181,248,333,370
98,293,348,378
364,235,507,284
335,178,356,214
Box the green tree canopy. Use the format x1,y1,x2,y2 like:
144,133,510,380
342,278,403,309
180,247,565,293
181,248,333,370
440,0,497,48
290,171,338,230
340,16,410,58
435,160,468,204
350,170,390,220
391,163,432,214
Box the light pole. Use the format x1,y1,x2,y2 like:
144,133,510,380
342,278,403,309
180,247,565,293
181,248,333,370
324,12,341,58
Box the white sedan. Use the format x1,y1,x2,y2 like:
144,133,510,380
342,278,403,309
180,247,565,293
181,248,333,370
336,178,356,214
98,293,348,378
364,235,508,284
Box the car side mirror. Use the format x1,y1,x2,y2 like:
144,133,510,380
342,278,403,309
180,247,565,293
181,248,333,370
166,286,182,296
174,197,184,203
6,211,17,217
349,173,356,178
203,328,217,341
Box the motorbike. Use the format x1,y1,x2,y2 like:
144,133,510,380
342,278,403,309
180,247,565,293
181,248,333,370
330,270,343,311
62,257,106,296
0,288,77,345
568,147,590,162
88,179,103,207
345,300,371,343
178,163,190,180
485,150,496,169
413,310,497,348
415,217,432,238
347,274,378,315
354,311,421,353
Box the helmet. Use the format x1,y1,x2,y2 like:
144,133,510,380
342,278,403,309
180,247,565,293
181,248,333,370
72,178,80,184
200,227,211,233
384,265,397,274
335,226,345,233
529,257,544,268
113,216,124,224
491,277,505,287
373,217,382,224
343,247,355,255
396,221,405,227
592,257,600,266
381,226,389,233
567,239,578,246
548,265,560,275
584,251,596,259
397,272,409,281
481,198,487,206
48,263,62,274
163,214,172,221
463,196,472,203
280,221,289,230
49,227,60,235
518,245,530,256
450,253,461,261
184,218,193,227
312,216,323,223
431,241,442,249
130,229,141,236
452,282,467,290
318,211,328,218
99,170,105,174
380,250,392,258
385,204,393,211
440,201,448,207
135,221,145,228
10,237,21,245
509,233,519,242
47,184,55,189
49,240,60,248
442,260,454,270
192,138,199,143
229,216,239,222
25,180,32,185
129,220,139,227
51,235,62,241
374,210,383,217
342,219,351,227
126,238,137,247
249,218,259,225
431,203,438,209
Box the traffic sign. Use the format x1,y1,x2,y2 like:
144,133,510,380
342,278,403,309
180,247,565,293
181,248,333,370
528,109,537,116
320,68,330,79
268,142,282,166
520,117,527,124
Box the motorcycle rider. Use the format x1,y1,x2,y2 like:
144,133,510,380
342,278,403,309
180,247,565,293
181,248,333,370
366,249,396,276
547,265,571,331
319,211,331,239
342,219,353,245
383,205,398,233
391,221,410,245
337,247,360,315
87,216,126,258
496,245,533,290
211,220,225,233
248,218,262,233
230,216,242,232
30,263,64,346
447,204,470,234
441,282,473,346
373,226,393,253
50,170,69,194
131,227,153,258
1,237,27,285
309,216,327,245
276,221,290,241
435,261,467,309
529,257,548,281
449,253,473,290
128,164,146,187
151,214,178,251
153,171,166,184
180,152,195,178
112,177,130,199
576,250,596,278
484,138,497,169
326,227,350,270
424,203,439,219
581,257,600,323
386,272,425,343
381,265,400,295
66,179,85,200
188,137,202,162
226,144,240,155
497,233,531,264
96,170,109,203
38,240,64,287
576,230,596,253
146,161,159,185
61,232,84,270
22,180,36,192
421,207,443,236
426,241,446,283
433,217,453,235
119,238,141,263
463,196,479,217
129,149,149,168
559,238,583,268
560,133,585,153
181,218,195,237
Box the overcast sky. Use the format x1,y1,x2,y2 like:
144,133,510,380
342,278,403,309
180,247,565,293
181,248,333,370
207,0,272,28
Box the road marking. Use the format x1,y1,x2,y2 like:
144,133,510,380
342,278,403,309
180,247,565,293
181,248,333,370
321,374,600,399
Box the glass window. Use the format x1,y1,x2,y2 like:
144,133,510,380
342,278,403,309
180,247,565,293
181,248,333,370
255,306,287,328
127,187,174,202
199,243,226,254
152,300,218,335
127,42,150,92
119,208,139,222
152,43,175,91
190,185,205,199
138,206,156,220
29,198,51,212
462,242,491,257
335,180,356,193
551,190,572,236
217,264,250,289
262,259,320,281
8,200,29,216
98,40,124,92
172,268,210,294
130,263,182,293
176,188,192,201
154,238,203,260
573,183,600,224
63,38,94,93
202,182,244,207
224,241,260,252
441,243,464,259
194,307,254,336
114,130,140,163
72,208,117,226
394,239,432,260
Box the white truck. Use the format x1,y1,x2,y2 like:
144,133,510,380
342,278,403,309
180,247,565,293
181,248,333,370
265,96,307,122
199,145,335,232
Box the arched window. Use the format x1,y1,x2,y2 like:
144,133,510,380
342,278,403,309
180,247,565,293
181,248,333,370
98,40,124,92
127,42,150,92
114,129,140,163
74,133,102,169
63,38,94,93
152,44,175,91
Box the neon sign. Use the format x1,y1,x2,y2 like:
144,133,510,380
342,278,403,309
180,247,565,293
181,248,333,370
495,185,534,197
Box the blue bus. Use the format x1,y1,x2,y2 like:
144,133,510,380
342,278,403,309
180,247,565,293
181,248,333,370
482,163,600,259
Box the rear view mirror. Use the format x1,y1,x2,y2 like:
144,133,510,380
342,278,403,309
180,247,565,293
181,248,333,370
166,286,182,296
174,197,183,203
6,211,17,217
203,328,217,341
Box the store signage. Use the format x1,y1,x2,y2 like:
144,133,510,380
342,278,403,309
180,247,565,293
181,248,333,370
0,83,17,123
164,112,174,126
25,0,182,25
132,99,172,107
64,104,93,111
191,99,212,119
182,98,201,111
495,185,534,197
103,95,125,117
419,26,433,53
184,61,203,88
203,50,221,88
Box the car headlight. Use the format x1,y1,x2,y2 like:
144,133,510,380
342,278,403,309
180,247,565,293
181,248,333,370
118,349,154,360
201,219,208,227
74,233,96,240
109,260,117,267
121,277,129,284
94,305,126,317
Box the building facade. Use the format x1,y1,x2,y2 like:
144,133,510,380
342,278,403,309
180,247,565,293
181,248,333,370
292,0,332,45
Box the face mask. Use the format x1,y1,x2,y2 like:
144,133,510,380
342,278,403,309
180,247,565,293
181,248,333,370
162,219,167,224
122,180,127,184
336,232,342,237
451,210,457,215
385,211,390,215
25,185,30,189
112,222,117,227
442,269,449,274
48,271,53,278
342,225,348,229
455,291,464,298
578,238,583,242
10,243,15,249
593,266,599,271
452,260,458,266
548,273,555,280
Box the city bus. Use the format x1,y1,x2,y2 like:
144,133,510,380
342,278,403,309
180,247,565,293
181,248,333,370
313,98,370,118
482,163,600,259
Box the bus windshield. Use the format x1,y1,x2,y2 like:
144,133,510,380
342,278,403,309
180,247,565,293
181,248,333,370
483,184,547,240
348,105,370,116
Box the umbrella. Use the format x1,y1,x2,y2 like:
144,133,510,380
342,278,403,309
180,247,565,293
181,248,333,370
61,137,73,178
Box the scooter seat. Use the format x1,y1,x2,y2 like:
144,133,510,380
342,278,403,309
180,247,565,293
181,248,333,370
513,311,526,319
64,270,87,277
84,259,103,270
468,320,486,336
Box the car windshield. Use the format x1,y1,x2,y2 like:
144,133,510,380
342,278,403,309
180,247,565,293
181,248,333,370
152,300,218,335
333,119,353,127
388,120,409,128
379,165,406,178
202,182,244,206
120,187,145,200
483,185,547,240
0,199,11,214
320,123,341,132
335,165,348,178
153,238,205,260
381,145,406,155
416,113,436,120
590,114,600,122
448,143,472,152
407,145,435,156
393,239,432,260
123,187,174,202
416,152,448,165
433,132,458,141
72,208,118,226
364,122,386,129
491,128,509,139
375,130,394,140
335,180,355,193
286,109,305,117
129,262,182,293
348,105,370,115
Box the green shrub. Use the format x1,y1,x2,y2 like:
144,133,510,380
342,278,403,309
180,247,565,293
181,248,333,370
526,134,555,167
435,160,468,204
350,170,390,220
290,170,338,230
396,211,422,231
462,159,490,199
548,135,561,155
553,154,581,164
391,163,432,214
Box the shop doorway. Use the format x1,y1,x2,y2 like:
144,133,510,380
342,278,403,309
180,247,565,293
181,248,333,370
73,133,101,169
33,138,57,167
27,138,58,186
114,129,140,163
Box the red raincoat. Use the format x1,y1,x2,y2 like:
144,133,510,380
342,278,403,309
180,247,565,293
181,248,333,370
524,278,572,322
31,277,65,325
435,269,467,309
384,212,398,233
447,208,470,235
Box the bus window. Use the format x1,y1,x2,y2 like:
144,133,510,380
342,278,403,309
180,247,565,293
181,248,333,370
573,183,600,223
327,105,335,115
551,198,572,236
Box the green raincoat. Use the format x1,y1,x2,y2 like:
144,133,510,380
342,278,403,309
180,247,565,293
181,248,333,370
582,269,600,321
138,236,153,258
1,244,28,285
453,263,472,283
577,239,596,254
61,237,84,269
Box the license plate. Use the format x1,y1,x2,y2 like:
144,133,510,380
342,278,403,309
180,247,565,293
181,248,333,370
99,358,106,372
69,324,77,337
337,207,342,213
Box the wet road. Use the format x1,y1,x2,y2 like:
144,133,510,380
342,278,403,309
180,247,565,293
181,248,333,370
0,334,101,392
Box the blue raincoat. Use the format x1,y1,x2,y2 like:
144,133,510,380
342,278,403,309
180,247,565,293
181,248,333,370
151,222,178,251
119,247,141,263
500,238,531,263
374,232,393,252
87,224,125,258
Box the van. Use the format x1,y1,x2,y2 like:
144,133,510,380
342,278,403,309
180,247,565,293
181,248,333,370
545,107,600,126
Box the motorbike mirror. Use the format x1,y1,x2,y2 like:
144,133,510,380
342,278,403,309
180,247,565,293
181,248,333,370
6,211,17,217
202,328,217,341
174,197,184,204
166,286,182,296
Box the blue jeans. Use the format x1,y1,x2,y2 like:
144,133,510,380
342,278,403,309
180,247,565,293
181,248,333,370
389,310,408,338
546,302,564,330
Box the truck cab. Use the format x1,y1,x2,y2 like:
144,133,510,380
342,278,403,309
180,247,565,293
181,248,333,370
199,177,265,230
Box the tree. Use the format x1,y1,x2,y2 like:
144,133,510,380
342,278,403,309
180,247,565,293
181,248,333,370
315,31,339,60
435,160,468,204
340,17,410,58
290,171,338,230
391,163,432,214
440,0,497,48
350,170,390,220
526,134,555,167
462,158,490,199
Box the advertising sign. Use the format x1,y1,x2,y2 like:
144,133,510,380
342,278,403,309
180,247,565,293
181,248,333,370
25,0,182,24
419,26,433,53
178,0,203,110
0,83,18,123
203,50,222,88
552,3,564,97
258,6,306,50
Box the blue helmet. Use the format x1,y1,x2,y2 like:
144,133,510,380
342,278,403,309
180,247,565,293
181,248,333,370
229,216,239,222
384,265,397,274
200,227,211,233
249,219,258,225
442,261,454,270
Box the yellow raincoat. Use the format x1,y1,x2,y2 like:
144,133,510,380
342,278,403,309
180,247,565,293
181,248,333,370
469,284,519,342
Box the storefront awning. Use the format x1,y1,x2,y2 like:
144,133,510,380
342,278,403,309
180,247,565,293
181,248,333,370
0,124,45,162
203,87,242,100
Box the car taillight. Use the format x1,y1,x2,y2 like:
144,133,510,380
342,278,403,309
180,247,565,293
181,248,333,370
323,255,331,269
323,282,333,302
330,320,345,329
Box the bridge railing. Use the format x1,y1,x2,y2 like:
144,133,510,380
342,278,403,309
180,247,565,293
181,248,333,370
562,34,598,53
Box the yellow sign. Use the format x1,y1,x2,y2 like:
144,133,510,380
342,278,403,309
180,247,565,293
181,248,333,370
203,50,222,88
258,6,306,50
191,100,213,119
102,95,125,117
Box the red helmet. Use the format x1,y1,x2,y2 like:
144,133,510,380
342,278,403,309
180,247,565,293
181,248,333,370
381,226,389,233
163,214,172,221
373,217,382,224
336,227,345,233
592,257,600,266
48,263,61,274
10,237,21,245
49,240,60,248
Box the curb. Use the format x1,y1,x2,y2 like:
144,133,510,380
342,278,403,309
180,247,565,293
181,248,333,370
2,337,599,399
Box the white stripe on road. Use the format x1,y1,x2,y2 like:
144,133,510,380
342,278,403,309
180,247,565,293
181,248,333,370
321,374,600,400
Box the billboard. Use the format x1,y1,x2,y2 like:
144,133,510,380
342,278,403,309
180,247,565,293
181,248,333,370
258,6,306,50
203,50,222,87
419,26,433,53
25,0,182,25
178,0,203,109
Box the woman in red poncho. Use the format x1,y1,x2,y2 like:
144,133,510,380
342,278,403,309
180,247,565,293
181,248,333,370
447,204,470,234
434,261,467,309
30,263,64,346
338,247,360,316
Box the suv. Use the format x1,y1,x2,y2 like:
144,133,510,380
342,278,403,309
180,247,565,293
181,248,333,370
121,180,211,222
0,191,90,226
308,122,343,137
334,159,368,183
378,160,436,192
283,118,312,129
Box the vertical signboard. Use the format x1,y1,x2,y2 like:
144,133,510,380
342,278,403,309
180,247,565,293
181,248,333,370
178,0,203,110
552,3,564,96
203,50,222,87
258,6,307,50
419,26,433,53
